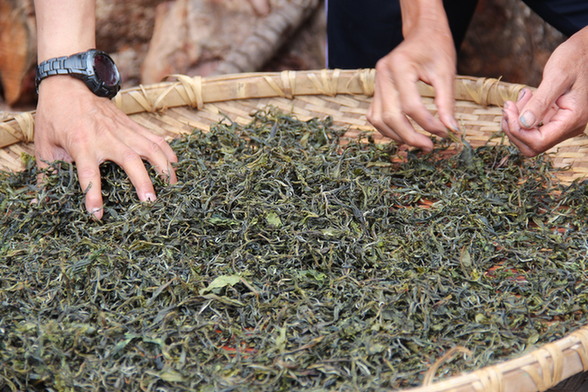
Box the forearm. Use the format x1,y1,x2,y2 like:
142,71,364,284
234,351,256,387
34,0,96,62
399,0,450,38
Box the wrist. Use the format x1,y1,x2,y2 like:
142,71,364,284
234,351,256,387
37,75,91,98
400,0,450,38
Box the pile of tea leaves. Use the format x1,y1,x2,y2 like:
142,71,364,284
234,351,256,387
1,108,588,392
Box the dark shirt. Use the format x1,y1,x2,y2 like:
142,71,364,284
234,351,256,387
326,0,588,69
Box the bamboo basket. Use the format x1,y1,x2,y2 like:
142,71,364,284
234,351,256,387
1,69,588,391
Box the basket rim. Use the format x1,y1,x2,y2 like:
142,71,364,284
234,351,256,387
0,69,527,149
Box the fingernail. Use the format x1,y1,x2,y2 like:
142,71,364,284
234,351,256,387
517,89,527,102
450,120,461,133
89,207,103,219
519,111,536,128
145,192,157,202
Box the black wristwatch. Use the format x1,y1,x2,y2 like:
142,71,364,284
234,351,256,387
35,49,121,99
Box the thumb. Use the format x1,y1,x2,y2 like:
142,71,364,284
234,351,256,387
518,74,569,129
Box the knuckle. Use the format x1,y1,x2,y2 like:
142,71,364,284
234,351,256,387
152,135,167,145
520,141,542,157
149,136,167,151
367,113,401,142
77,166,100,180
369,111,401,132
367,118,386,135
121,149,142,165
375,54,403,74
380,111,400,127
531,96,551,111
402,133,424,147
68,131,92,146
366,110,381,128
374,57,390,72
90,111,117,131
400,100,423,118
147,141,163,154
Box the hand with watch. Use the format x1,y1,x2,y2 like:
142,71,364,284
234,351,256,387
34,47,178,220
34,0,177,220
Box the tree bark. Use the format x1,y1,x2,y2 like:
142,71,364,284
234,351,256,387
141,0,268,83
213,0,321,75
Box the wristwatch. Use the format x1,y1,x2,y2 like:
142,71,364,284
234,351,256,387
35,49,121,99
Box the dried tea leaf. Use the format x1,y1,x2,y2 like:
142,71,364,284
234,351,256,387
1,107,587,392
200,275,242,295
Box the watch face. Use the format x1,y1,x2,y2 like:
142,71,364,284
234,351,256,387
93,54,120,87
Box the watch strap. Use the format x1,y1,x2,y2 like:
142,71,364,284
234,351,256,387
38,56,82,76
35,53,88,88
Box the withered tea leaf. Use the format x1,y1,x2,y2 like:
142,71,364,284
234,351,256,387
200,274,242,295
1,107,587,391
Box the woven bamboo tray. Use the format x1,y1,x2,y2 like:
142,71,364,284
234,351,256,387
1,69,588,391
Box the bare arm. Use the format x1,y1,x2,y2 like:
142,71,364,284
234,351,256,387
35,0,96,61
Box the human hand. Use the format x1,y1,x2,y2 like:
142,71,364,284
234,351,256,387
502,27,588,156
367,7,459,153
35,76,178,220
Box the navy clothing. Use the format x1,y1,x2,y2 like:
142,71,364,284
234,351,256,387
326,0,588,69
522,0,588,37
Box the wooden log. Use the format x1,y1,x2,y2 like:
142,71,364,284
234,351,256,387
0,0,36,106
0,0,321,106
95,0,166,86
140,0,322,83
0,0,165,106
141,0,265,83
213,0,321,75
